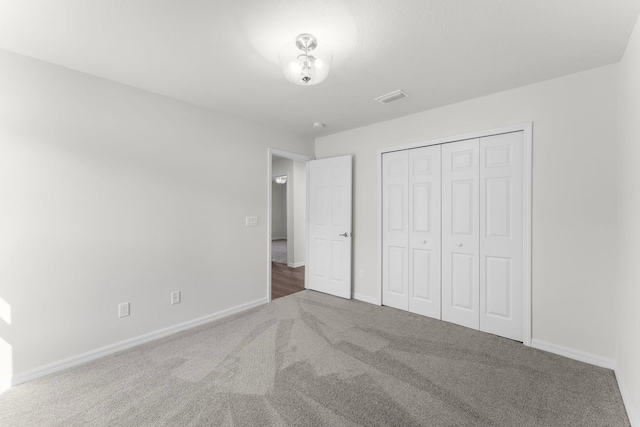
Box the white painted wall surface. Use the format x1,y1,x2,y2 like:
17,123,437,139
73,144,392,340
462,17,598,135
616,12,640,425
0,49,313,383
292,160,306,267
271,181,287,240
315,65,619,361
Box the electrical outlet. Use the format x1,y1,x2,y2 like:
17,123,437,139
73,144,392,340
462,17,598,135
359,270,364,279
171,291,181,305
118,302,130,318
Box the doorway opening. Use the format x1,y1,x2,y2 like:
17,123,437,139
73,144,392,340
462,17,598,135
268,149,313,301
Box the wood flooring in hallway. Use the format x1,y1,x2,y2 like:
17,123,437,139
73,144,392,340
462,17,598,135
271,261,305,300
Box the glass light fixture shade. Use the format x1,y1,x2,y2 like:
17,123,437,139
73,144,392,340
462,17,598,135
279,34,333,85
274,176,287,184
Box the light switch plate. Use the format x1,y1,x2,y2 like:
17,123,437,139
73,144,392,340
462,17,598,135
245,216,258,227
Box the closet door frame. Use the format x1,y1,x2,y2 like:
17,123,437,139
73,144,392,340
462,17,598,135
376,122,532,346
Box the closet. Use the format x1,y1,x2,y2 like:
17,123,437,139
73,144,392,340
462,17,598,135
382,131,525,341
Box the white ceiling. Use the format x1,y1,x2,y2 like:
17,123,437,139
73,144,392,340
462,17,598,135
1,0,639,137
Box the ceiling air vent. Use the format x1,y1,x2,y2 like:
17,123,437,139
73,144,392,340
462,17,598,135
374,90,409,104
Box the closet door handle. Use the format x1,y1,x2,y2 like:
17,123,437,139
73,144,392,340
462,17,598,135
339,232,349,237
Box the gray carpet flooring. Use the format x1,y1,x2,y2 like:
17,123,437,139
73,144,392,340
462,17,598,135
0,290,630,426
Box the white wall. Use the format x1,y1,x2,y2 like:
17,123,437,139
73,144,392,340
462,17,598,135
315,65,619,361
0,49,313,384
271,180,287,240
292,160,307,266
616,12,640,425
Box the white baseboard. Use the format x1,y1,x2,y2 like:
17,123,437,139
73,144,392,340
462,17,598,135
530,339,616,370
287,261,305,268
10,297,268,388
353,292,380,306
615,366,639,427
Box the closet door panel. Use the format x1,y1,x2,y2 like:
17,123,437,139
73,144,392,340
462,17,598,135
480,132,524,341
442,139,480,329
382,151,409,310
408,145,441,318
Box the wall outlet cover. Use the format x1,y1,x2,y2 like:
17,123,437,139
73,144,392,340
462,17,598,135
118,302,130,318
171,291,181,305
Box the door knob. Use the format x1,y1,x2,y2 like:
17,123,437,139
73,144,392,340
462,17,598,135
339,232,349,237
422,240,427,244
457,243,463,247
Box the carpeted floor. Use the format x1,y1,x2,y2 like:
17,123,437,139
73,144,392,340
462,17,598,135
0,291,630,426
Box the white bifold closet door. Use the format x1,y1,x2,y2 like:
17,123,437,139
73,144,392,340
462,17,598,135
408,145,441,317
441,133,524,340
382,150,409,310
441,139,480,330
479,132,523,341
382,131,525,342
382,145,441,318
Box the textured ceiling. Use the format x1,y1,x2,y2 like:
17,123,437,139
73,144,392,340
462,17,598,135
1,0,639,137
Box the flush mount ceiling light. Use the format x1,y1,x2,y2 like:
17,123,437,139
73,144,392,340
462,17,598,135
279,33,332,85
274,175,287,184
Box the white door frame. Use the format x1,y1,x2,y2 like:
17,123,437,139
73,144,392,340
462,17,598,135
376,123,533,345
267,148,314,302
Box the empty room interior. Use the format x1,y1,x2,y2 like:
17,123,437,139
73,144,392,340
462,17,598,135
1,1,640,425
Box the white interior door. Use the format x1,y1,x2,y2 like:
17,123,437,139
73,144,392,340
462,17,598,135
442,139,480,330
307,155,352,299
382,151,409,310
480,132,524,341
408,145,441,318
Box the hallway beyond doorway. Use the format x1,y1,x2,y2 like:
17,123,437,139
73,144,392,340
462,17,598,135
271,239,304,300
271,262,305,300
